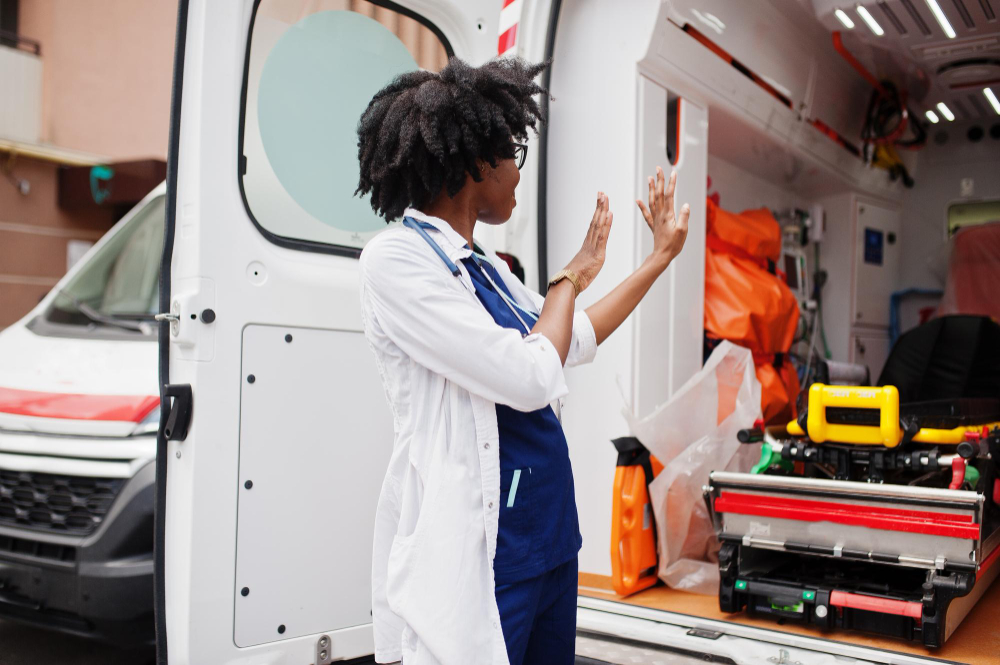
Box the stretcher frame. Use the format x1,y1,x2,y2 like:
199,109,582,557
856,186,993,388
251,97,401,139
704,471,1000,647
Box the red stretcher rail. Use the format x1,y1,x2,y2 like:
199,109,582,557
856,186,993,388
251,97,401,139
829,590,924,621
714,491,981,540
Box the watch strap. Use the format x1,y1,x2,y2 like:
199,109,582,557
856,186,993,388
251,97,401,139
548,269,582,296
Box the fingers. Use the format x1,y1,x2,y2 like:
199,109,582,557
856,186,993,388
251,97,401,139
674,203,690,254
636,199,654,230
586,192,603,244
677,202,690,233
655,166,665,204
665,170,677,216
587,192,612,248
598,211,613,247
647,176,656,218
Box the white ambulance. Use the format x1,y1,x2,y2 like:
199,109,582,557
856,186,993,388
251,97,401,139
2,0,998,663
0,185,165,644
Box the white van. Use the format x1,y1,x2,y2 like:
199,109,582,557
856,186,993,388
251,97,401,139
0,184,165,644
4,0,997,662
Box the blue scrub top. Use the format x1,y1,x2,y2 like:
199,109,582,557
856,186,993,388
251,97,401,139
460,252,582,585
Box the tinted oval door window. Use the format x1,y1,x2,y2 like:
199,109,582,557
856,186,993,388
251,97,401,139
242,0,449,252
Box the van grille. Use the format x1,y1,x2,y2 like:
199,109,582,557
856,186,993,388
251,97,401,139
0,470,125,536
0,533,76,562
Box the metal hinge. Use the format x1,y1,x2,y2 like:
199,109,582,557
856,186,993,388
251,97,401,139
314,634,332,664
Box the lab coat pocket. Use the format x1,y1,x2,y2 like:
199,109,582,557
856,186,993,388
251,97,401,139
498,468,533,559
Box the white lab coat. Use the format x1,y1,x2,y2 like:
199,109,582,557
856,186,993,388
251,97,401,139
359,208,598,664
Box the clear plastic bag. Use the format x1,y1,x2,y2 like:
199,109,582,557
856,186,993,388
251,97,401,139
625,341,761,594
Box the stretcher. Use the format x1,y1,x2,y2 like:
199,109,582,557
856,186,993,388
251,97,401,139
705,470,1000,648
705,382,1000,648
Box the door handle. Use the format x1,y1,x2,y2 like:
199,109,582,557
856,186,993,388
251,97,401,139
163,384,193,441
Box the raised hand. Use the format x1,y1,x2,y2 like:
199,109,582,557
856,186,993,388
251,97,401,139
566,191,613,292
636,167,689,267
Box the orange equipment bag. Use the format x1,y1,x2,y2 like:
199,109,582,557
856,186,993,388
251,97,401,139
705,198,801,424
610,437,663,596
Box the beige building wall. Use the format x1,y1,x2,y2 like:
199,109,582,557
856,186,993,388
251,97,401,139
19,0,179,160
2,0,445,329
0,156,116,328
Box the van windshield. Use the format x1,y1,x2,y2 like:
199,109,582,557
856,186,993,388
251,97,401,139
41,196,165,335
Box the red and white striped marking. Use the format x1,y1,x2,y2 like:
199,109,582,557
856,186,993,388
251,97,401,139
498,0,523,56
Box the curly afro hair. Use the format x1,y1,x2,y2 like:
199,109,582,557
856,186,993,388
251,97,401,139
355,57,548,221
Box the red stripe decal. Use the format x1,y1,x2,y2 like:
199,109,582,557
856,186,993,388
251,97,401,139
0,386,159,423
502,0,518,7
810,118,862,157
497,24,517,54
714,492,980,540
682,24,793,109
830,590,923,620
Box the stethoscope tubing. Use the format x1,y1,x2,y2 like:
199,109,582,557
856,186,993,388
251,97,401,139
402,216,539,334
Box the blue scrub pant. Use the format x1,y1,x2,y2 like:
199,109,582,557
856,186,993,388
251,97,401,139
495,557,578,665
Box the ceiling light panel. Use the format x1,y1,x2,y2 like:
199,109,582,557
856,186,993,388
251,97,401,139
856,5,885,35
985,88,1000,115
925,109,940,123
925,0,957,38
835,8,857,27
937,102,956,120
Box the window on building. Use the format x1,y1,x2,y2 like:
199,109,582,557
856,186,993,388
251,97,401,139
0,0,19,49
241,0,450,254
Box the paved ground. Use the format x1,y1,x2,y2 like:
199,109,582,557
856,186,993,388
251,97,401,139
0,619,155,665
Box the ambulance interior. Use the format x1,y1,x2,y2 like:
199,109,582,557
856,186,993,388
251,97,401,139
528,1,1000,662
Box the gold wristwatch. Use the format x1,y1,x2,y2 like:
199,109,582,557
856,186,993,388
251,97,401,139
548,269,582,296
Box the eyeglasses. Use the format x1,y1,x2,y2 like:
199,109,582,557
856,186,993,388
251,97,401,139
512,143,528,170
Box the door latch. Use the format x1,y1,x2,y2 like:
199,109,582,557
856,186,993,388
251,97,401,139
163,384,193,441
155,300,181,337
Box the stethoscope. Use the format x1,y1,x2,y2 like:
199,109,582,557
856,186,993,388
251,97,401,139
402,216,539,334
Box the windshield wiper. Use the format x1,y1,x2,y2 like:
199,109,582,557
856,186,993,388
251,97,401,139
55,289,154,335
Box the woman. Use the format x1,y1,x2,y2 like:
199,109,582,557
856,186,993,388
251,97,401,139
356,57,689,665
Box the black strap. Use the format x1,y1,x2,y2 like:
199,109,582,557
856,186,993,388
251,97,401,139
612,437,655,489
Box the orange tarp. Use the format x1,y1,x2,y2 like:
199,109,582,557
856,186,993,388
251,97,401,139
705,199,800,423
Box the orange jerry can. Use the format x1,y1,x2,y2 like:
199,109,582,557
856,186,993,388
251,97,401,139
610,437,664,596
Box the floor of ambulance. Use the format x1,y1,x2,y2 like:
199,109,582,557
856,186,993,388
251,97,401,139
575,633,708,664
576,573,1000,664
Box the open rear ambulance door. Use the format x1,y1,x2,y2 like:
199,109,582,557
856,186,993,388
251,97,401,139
156,1,505,663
